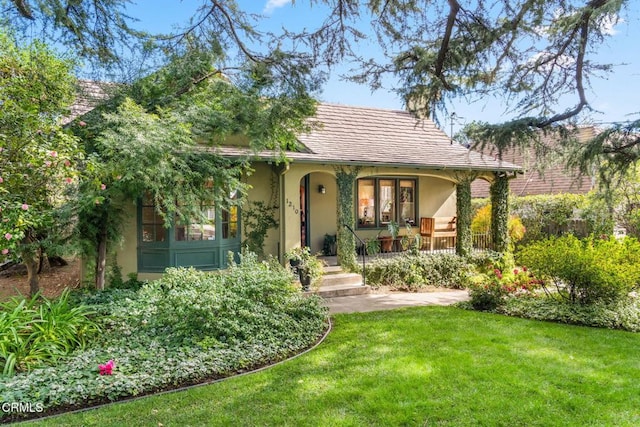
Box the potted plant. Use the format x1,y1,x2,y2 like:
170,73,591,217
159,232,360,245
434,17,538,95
322,233,337,256
379,220,400,252
285,247,325,291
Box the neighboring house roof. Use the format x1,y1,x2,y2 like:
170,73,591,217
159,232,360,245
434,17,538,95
216,103,520,173
470,126,596,198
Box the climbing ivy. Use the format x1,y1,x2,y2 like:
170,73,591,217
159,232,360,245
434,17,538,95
241,168,279,257
490,172,510,252
334,166,360,270
455,177,473,257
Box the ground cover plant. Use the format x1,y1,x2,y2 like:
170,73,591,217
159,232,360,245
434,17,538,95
364,253,474,291
30,307,640,426
0,253,328,423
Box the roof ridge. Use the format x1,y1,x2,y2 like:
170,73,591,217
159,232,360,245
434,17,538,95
317,101,411,115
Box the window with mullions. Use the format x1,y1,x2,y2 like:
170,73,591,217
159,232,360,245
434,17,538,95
141,194,166,242
175,205,216,241
356,178,416,228
137,191,241,272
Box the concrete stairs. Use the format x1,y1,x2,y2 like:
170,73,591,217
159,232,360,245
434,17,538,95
310,265,371,298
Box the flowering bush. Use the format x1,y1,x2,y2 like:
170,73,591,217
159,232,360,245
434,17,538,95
99,360,114,375
468,263,542,311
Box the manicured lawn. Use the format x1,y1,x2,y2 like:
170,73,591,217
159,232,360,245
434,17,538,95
31,307,640,426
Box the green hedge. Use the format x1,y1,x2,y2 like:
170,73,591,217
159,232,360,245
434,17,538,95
365,253,474,291
473,193,613,244
518,235,640,304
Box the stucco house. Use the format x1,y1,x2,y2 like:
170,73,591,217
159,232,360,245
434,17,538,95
107,102,520,280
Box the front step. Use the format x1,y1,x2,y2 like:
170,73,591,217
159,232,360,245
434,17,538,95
307,266,371,298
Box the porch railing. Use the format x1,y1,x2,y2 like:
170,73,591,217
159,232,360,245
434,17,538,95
355,232,493,259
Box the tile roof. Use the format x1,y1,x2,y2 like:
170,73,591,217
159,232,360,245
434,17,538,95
64,80,118,124
298,103,520,171
217,103,520,173
71,82,518,173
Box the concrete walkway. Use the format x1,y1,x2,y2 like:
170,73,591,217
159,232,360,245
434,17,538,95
323,289,469,314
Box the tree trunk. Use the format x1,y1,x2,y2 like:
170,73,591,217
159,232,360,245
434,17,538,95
95,229,108,290
23,253,40,298
37,247,51,274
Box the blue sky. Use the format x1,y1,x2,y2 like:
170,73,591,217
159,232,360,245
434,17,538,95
126,0,640,134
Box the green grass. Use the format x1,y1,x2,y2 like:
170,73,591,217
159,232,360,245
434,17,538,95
30,307,640,426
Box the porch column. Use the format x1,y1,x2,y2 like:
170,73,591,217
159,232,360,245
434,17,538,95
490,172,510,252
455,177,473,257
334,166,360,270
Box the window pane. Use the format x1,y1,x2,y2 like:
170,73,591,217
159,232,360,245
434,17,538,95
399,180,416,225
202,208,216,240
379,179,395,224
222,206,238,239
141,196,165,242
357,179,375,227
176,205,216,241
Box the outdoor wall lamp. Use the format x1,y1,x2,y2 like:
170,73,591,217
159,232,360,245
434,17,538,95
318,185,326,194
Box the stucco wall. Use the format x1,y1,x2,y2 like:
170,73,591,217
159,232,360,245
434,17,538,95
243,163,280,257
308,172,338,254
113,162,463,278
278,165,459,253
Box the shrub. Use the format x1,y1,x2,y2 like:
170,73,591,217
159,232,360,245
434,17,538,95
0,252,329,421
0,290,99,376
365,253,474,291
518,235,640,304
471,204,526,245
473,193,614,245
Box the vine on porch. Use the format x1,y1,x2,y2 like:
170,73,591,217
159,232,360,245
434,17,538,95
241,167,279,257
335,166,361,270
455,176,474,257
490,172,510,253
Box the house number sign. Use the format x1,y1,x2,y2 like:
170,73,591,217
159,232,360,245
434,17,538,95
285,198,300,215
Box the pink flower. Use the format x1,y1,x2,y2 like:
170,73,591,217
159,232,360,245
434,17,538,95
78,121,87,127
522,266,528,272
0,177,3,183
4,233,11,240
21,204,29,210
494,268,501,275
64,160,71,167
45,161,52,167
49,151,58,157
99,359,115,375
1,249,8,255
65,177,73,184
513,269,519,275
100,184,106,190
